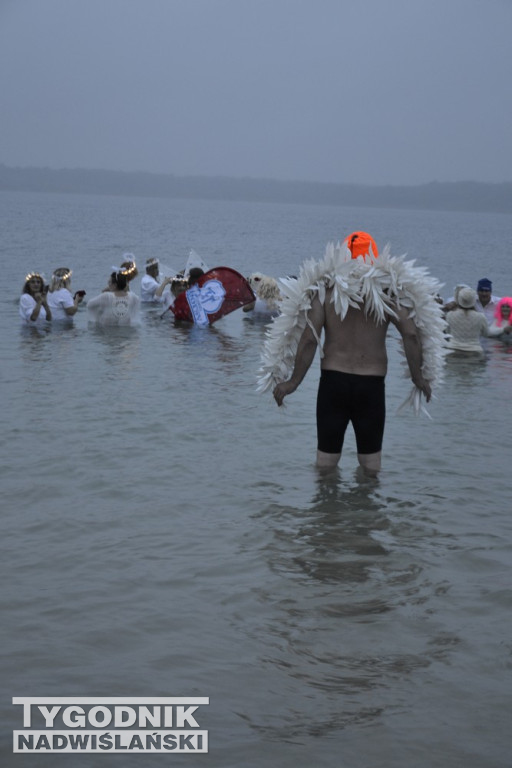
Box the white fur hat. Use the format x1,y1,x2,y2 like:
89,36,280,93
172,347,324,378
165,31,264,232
457,287,477,309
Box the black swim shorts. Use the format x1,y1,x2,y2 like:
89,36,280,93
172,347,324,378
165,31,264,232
316,369,385,455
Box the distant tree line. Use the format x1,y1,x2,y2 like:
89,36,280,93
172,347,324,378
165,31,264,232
0,163,511,214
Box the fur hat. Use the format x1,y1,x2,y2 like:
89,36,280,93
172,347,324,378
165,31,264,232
457,287,477,309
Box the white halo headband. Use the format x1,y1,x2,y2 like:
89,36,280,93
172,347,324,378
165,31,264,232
112,262,137,278
52,268,72,281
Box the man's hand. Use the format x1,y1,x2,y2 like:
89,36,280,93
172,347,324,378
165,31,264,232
273,381,297,406
413,377,432,402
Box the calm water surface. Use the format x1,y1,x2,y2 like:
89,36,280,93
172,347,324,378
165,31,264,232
1,192,511,767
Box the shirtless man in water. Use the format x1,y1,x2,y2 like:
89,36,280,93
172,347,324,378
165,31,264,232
273,288,432,473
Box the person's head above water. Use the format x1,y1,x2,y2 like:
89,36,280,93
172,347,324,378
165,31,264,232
23,272,45,295
109,271,128,291
344,231,379,261
50,267,72,292
119,254,138,281
494,297,512,326
476,277,493,307
477,277,492,292
145,257,159,277
456,287,478,310
188,267,204,285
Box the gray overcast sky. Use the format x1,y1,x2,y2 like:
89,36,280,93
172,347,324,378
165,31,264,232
0,0,510,185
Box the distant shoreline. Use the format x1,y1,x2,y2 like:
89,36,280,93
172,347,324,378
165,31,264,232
1,163,511,215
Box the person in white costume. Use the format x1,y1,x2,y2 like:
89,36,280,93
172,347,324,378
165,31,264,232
258,232,446,474
47,267,84,321
87,268,139,326
444,286,488,353
140,257,173,303
19,272,52,324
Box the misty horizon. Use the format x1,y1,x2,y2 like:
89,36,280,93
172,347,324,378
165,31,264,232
2,162,511,214
3,160,512,189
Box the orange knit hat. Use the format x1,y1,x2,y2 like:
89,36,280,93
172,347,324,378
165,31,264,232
344,231,378,261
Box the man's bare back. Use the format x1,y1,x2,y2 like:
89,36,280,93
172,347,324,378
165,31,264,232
322,297,390,377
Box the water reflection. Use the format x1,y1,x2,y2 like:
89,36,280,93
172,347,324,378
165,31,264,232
235,474,463,741
487,338,512,378
88,325,141,367
444,351,487,380
18,324,53,358
168,319,252,380
250,472,398,695
261,473,391,587
252,476,395,630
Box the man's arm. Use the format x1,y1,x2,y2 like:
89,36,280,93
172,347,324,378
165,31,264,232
391,306,432,402
273,295,325,406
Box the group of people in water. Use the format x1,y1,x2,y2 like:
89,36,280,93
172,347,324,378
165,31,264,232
19,254,511,355
442,277,512,353
19,268,85,324
19,234,511,475
19,252,283,328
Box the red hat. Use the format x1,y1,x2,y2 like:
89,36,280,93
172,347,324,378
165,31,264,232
344,231,378,261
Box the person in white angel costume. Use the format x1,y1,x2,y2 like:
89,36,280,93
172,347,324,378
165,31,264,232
257,232,446,475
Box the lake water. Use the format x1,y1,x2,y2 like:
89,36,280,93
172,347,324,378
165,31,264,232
1,190,511,767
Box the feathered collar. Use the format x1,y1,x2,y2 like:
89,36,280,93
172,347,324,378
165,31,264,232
257,242,446,416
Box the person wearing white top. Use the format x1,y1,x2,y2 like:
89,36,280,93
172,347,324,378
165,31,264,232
19,272,52,324
88,270,140,326
140,257,172,302
47,267,85,321
445,287,488,353
475,278,501,324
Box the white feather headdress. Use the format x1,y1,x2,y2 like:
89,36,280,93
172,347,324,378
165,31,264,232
257,241,446,416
